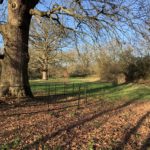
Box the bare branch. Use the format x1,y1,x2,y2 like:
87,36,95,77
29,5,97,21
0,24,5,34
29,6,62,17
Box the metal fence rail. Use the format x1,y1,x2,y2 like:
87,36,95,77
32,83,87,96
0,82,113,107
31,82,89,108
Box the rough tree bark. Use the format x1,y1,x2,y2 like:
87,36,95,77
0,0,39,97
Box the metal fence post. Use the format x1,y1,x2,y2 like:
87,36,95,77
72,83,74,96
64,83,65,96
48,83,50,96
66,83,68,100
42,144,44,150
87,84,90,98
55,83,56,96
49,84,51,96
85,84,87,104
35,144,39,150
78,84,81,109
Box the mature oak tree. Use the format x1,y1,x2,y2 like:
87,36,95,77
0,0,40,97
0,0,147,97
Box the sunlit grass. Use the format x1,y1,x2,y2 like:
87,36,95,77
30,77,150,101
30,76,100,84
101,84,150,101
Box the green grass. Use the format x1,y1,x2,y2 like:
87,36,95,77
30,77,96,84
98,83,150,101
30,78,150,101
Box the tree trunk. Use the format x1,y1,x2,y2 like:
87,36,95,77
42,70,48,80
41,54,48,80
42,62,48,80
0,0,38,97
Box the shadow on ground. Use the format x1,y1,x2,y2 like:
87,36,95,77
0,82,149,149
22,98,143,149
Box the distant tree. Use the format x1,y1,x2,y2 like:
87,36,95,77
94,40,122,81
29,17,68,80
95,43,150,82
70,48,94,77
123,55,150,82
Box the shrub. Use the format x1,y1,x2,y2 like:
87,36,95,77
125,55,150,82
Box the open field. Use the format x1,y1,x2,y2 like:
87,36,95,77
0,78,150,149
30,76,100,84
30,77,150,101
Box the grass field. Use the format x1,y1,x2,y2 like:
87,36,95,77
30,77,150,101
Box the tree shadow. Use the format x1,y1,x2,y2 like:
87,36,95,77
32,81,118,100
83,83,133,98
0,97,103,117
140,134,150,150
0,94,78,111
113,112,150,150
0,99,9,107
0,104,78,117
0,99,109,143
22,98,139,149
82,83,115,95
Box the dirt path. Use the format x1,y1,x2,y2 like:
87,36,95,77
0,98,150,150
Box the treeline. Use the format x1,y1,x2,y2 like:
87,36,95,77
95,48,150,83
29,43,150,83
28,18,150,83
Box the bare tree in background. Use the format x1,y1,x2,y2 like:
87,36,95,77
0,0,148,98
68,46,94,77
29,17,68,80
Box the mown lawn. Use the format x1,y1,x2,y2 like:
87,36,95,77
97,83,150,101
30,78,150,101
